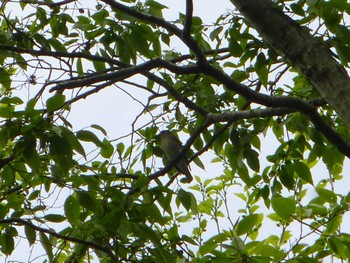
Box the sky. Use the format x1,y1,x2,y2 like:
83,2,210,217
3,1,236,262
2,0,350,262
67,0,233,135
63,0,350,260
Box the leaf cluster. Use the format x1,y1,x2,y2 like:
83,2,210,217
0,0,349,262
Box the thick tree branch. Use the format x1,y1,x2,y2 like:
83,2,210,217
230,0,350,127
202,63,350,158
208,98,326,123
97,0,350,158
147,98,327,183
49,59,201,92
46,50,350,157
2,8,348,157
182,0,193,38
0,45,209,116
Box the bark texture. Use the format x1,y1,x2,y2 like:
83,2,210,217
230,0,350,127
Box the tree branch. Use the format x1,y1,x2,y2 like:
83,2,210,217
100,0,207,63
49,59,201,92
0,45,123,66
148,120,209,182
182,0,193,38
21,0,76,7
201,63,350,158
0,218,118,261
128,98,329,194
230,0,350,127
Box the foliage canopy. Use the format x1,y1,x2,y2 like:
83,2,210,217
0,0,350,262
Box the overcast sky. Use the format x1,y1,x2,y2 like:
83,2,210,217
3,1,350,262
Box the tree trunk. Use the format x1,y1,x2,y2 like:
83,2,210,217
230,0,350,127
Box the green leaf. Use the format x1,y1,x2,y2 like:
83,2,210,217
261,184,270,200
307,200,328,216
152,37,162,57
74,15,92,31
192,155,205,170
329,0,350,13
182,234,197,246
44,214,66,223
91,124,108,136
33,33,50,51
176,189,197,212
20,0,28,9
48,133,73,171
76,190,99,213
76,58,83,76
325,215,342,234
100,138,114,158
61,127,86,157
316,187,337,203
132,174,149,190
236,214,263,236
328,236,347,259
0,203,8,219
134,224,161,245
20,138,41,173
91,9,109,24
49,38,67,52
229,38,243,57
231,70,249,82
76,130,104,147
333,40,350,65
40,232,53,261
145,0,168,17
46,93,66,112
24,224,36,246
244,149,260,172
92,53,106,71
290,3,305,16
0,96,23,105
336,25,350,43
255,52,268,87
200,233,228,255
25,98,37,113
0,68,11,89
1,231,14,255
130,28,150,57
229,233,245,254
254,244,284,260
64,195,80,227
117,142,125,155
161,33,170,46
1,165,15,186
210,26,223,40
294,161,314,185
237,165,250,186
0,106,14,118
279,164,295,190
140,203,168,225
271,196,296,221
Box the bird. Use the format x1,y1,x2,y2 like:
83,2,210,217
158,130,193,183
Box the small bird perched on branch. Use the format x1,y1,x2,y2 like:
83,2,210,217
158,130,193,183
